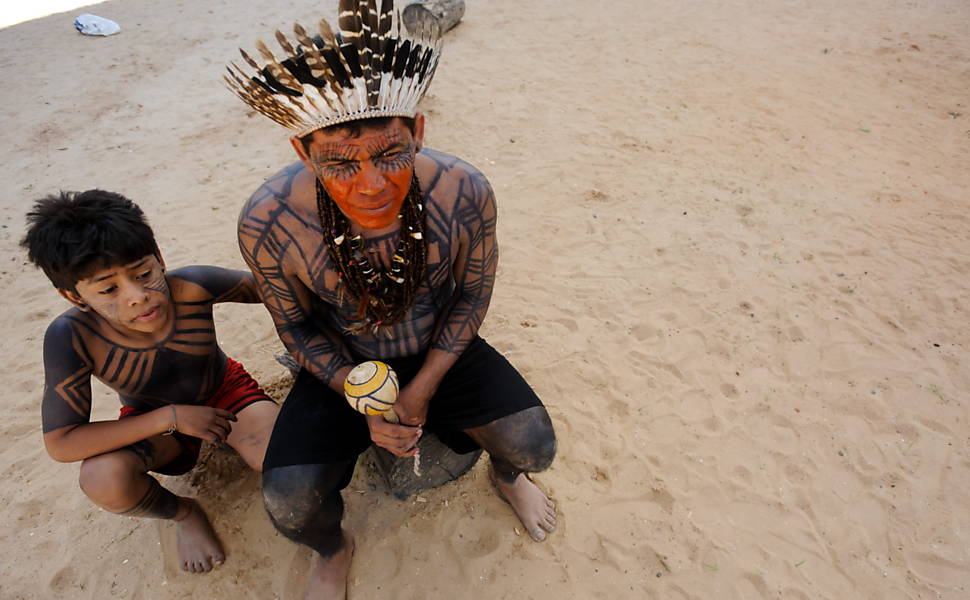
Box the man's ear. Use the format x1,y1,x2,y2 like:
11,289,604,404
413,113,426,152
58,288,89,311
290,134,315,173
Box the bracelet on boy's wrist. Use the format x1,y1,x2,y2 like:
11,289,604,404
163,405,177,435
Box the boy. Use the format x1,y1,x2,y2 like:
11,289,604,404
21,189,280,574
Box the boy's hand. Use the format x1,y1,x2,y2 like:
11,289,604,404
171,406,237,443
366,414,421,457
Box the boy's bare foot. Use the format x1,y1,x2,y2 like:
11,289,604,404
489,467,557,542
306,531,354,600
174,499,225,573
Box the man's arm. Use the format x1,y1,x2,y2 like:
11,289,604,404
394,166,498,425
431,167,498,355
41,318,236,462
170,266,261,304
237,169,356,393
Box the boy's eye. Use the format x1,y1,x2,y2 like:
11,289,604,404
136,270,152,279
98,285,117,295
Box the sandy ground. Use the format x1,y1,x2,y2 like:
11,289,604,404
1,0,969,598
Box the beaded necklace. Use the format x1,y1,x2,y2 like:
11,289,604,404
315,176,427,335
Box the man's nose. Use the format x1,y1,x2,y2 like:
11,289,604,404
356,162,387,195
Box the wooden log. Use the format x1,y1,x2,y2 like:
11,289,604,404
402,0,465,36
367,431,481,499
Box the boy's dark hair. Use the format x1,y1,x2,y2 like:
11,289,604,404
21,190,159,291
299,116,416,155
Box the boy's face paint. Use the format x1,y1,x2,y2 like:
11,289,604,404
62,254,173,338
294,116,425,231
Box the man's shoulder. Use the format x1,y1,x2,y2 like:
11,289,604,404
240,161,315,222
417,148,489,186
417,149,494,214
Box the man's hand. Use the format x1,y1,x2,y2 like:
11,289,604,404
366,414,422,457
393,381,433,427
170,405,237,443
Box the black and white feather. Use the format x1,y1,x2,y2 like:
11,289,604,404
225,0,442,137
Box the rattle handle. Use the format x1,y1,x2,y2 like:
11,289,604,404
382,408,400,424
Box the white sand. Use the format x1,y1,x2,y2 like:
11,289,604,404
1,0,968,597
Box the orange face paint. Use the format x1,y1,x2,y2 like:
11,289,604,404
303,120,419,231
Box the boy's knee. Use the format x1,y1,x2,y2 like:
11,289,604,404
78,453,139,502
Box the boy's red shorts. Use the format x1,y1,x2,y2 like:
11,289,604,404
119,357,273,475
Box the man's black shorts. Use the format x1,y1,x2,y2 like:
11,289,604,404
263,336,543,471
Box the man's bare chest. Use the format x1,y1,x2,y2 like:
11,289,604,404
294,225,454,307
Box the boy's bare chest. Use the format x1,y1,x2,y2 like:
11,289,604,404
83,303,223,402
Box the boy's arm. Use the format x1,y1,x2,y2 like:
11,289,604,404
45,407,236,463
42,318,235,462
238,183,356,393
45,412,179,463
169,266,261,304
40,317,153,462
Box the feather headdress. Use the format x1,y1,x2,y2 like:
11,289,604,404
225,0,442,138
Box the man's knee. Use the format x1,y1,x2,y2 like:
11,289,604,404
262,463,350,556
514,421,556,473
483,406,557,473
262,464,343,533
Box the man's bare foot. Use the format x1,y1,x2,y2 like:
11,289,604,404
306,531,354,600
174,499,225,573
489,467,557,542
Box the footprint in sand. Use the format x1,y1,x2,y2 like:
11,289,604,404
605,395,630,419
630,323,657,342
551,317,578,332
783,463,811,485
448,527,501,560
48,563,81,595
648,486,675,513
701,415,723,433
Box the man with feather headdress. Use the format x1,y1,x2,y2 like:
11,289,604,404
229,2,556,596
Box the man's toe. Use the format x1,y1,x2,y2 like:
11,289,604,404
543,515,557,532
